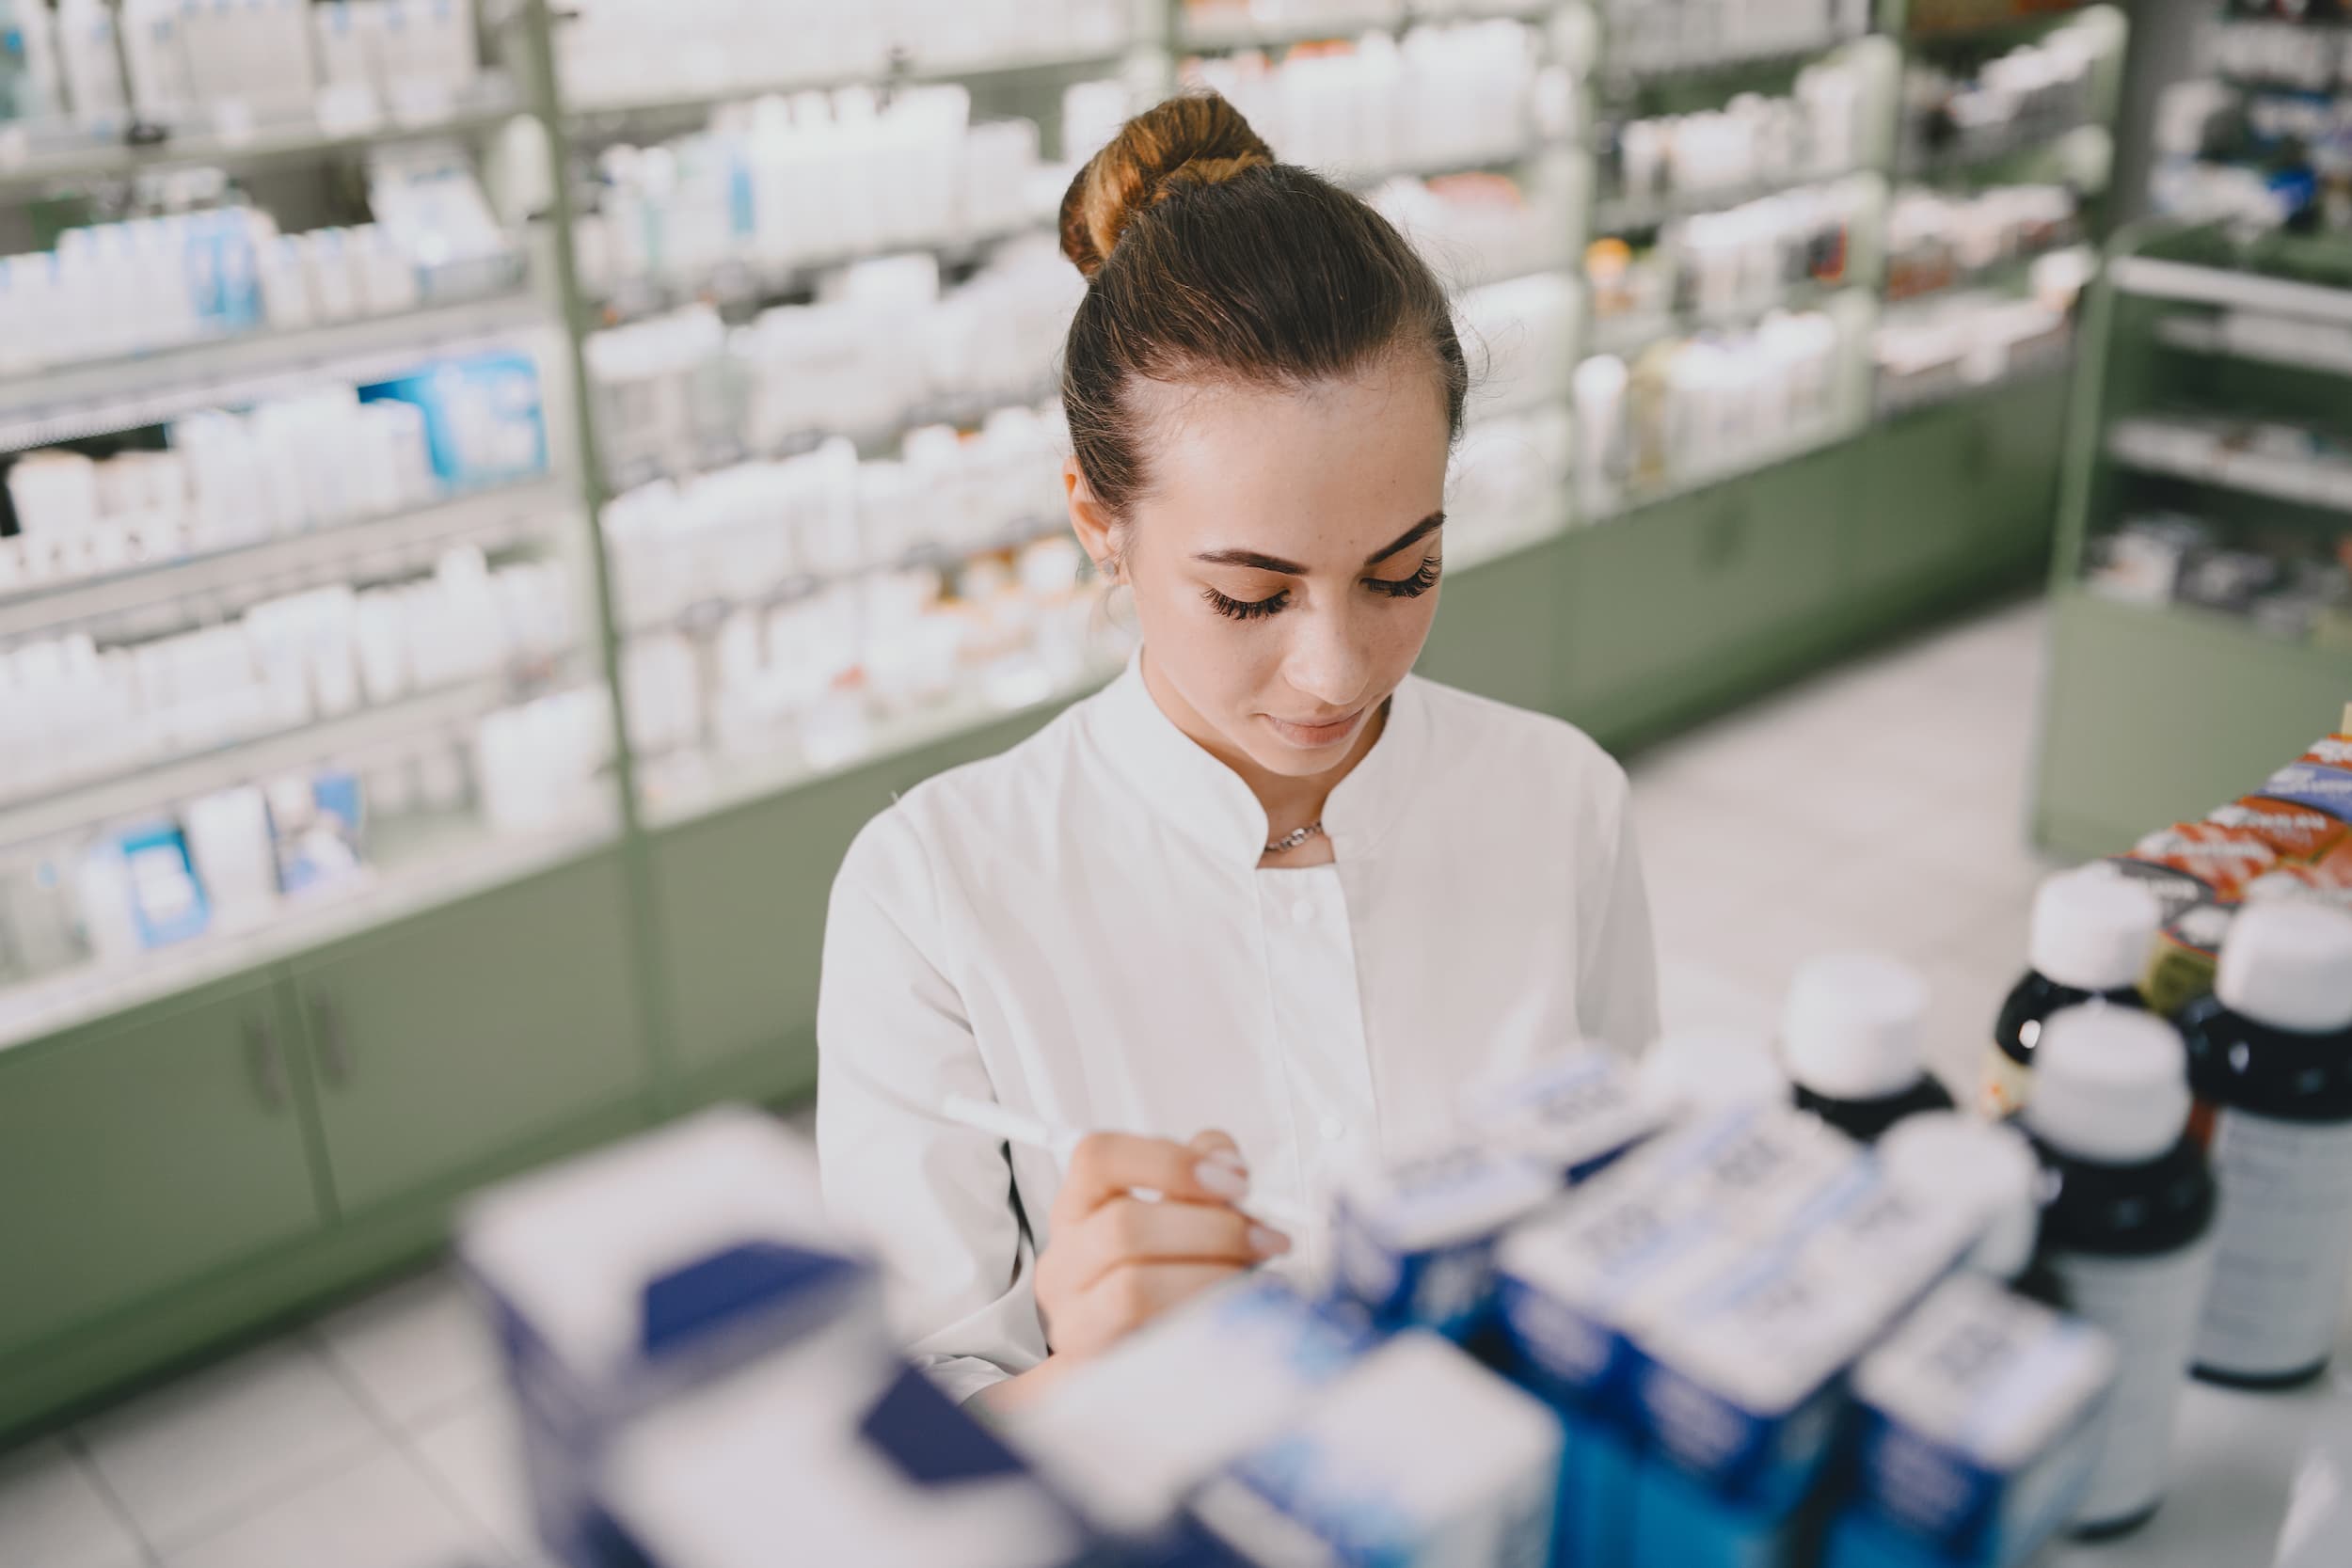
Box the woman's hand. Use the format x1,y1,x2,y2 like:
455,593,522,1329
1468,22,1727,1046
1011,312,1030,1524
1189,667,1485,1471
1032,1129,1293,1362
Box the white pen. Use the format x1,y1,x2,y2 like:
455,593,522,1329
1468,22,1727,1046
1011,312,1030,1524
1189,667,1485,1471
942,1093,1314,1235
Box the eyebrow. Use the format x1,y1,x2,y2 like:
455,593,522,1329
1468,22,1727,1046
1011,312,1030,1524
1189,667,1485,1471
1192,512,1446,576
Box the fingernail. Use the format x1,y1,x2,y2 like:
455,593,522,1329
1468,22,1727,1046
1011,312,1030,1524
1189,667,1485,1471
1248,1226,1291,1258
1196,1160,1250,1200
1203,1148,1249,1177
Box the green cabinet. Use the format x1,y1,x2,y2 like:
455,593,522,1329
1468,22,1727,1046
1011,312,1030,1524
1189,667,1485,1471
1855,374,2072,604
1561,446,1851,732
0,977,326,1349
286,854,646,1214
1854,397,1980,597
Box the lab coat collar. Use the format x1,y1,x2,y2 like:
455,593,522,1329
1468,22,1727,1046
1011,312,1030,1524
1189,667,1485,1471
1085,647,1428,868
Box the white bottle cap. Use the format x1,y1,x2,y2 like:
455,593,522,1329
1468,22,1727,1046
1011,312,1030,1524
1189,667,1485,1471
2216,901,2352,1036
1880,1113,2042,1282
2029,869,2163,992
1780,952,1931,1101
1641,1030,1788,1114
2024,1006,2190,1165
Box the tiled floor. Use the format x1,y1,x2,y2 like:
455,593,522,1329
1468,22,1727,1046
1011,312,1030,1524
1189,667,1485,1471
0,596,2067,1568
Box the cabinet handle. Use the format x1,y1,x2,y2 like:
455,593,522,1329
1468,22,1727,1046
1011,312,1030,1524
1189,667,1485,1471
310,995,352,1088
246,1019,287,1114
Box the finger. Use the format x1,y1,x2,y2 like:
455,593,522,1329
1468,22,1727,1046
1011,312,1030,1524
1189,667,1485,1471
1188,1129,1243,1166
1055,1131,1250,1221
1058,1196,1289,1292
1075,1259,1248,1345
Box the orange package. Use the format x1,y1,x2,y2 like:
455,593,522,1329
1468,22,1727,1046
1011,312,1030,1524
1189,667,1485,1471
2124,824,2281,904
2203,797,2350,863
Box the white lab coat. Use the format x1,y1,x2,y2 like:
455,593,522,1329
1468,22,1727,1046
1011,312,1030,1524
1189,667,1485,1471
816,650,1659,1402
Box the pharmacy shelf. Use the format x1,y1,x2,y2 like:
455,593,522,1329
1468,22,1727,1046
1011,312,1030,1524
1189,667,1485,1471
1883,234,2088,304
2112,255,2352,326
0,800,620,1055
0,664,563,852
1340,136,1581,193
2067,589,2352,673
618,512,1074,638
1590,418,1861,519
2153,313,2352,382
582,221,1050,329
1874,332,2074,416
1588,277,1858,358
1591,165,1871,233
0,81,526,198
1896,117,2095,178
639,651,1126,832
0,292,551,454
1177,2,1556,53
0,479,572,649
1605,30,1867,82
564,43,1131,125
2106,415,2352,516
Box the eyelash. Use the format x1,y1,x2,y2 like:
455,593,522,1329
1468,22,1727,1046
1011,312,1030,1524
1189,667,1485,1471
1201,557,1443,622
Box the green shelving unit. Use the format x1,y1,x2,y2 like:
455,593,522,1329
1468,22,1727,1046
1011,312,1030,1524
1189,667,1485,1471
2032,223,2352,858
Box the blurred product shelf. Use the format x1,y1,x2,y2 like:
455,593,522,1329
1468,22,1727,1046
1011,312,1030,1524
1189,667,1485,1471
1897,117,2097,179
0,478,571,646
1177,1,1559,53
2108,415,2352,515
0,800,619,1055
0,79,525,197
1592,165,1875,234
0,292,550,453
1588,276,1857,357
2153,313,2352,380
581,224,1048,331
638,650,1127,832
1874,333,2073,416
563,46,1133,123
1608,30,1870,82
0,660,566,850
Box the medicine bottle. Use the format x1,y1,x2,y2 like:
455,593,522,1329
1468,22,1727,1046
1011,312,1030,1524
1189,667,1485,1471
2178,901,2352,1388
1783,952,1954,1143
2023,1006,2216,1539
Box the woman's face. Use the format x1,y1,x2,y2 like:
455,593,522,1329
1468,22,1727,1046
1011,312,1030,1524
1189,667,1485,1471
1066,356,1453,780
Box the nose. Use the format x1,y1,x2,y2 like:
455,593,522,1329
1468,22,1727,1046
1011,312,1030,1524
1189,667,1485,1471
1280,599,1373,712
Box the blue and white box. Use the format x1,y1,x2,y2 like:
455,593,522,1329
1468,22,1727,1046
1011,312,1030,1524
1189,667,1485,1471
1824,1275,2116,1568
1624,1160,1983,1568
1008,1276,1372,1555
361,347,548,489
456,1106,874,1568
1459,1044,1665,1184
595,1330,1094,1568
1196,1332,1564,1568
1328,1139,1562,1337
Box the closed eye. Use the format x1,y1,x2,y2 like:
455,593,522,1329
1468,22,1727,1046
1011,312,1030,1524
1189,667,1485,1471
1365,557,1441,598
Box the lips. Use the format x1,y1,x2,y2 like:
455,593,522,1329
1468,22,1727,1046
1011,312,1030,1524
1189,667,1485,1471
1265,707,1367,749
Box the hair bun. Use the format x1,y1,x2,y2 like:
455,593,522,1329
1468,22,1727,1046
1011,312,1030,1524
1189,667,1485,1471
1058,93,1276,279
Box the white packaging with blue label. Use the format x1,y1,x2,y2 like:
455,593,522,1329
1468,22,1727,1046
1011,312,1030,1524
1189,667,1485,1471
454,1105,876,1568
1824,1275,2117,1568
595,1327,1093,1568
1459,1043,1665,1184
1007,1276,1372,1557
1328,1138,1560,1337
1622,1152,1980,1568
360,347,548,489
1194,1332,1562,1568
1491,1106,1861,1568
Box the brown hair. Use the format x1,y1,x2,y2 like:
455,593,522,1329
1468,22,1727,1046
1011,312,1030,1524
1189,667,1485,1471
1057,92,1470,525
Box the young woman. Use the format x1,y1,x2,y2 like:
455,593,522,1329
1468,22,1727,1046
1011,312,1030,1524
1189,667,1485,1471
817,94,1658,1409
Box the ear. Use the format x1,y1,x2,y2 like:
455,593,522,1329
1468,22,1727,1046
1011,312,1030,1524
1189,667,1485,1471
1063,456,1120,580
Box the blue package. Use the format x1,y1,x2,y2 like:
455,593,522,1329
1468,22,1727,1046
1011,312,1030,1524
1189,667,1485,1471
1824,1276,2116,1568
117,821,210,948
270,770,366,895
361,348,548,489
1327,1140,1559,1338
2257,758,2352,825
